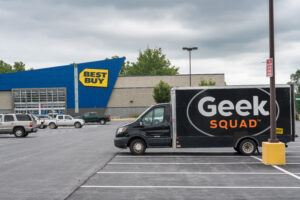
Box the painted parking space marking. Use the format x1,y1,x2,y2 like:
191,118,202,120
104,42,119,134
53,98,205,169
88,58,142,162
80,185,300,189
97,171,285,175
252,156,300,181
109,162,300,165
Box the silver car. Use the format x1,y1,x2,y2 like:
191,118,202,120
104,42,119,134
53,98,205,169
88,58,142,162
0,114,37,137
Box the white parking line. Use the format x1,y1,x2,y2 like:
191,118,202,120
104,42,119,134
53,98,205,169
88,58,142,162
80,185,300,189
97,172,284,175
109,162,261,165
251,156,300,181
116,155,251,158
109,162,300,165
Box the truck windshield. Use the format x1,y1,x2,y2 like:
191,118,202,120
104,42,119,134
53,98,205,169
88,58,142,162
135,106,154,122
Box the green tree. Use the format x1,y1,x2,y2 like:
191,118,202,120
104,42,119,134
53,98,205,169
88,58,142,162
289,70,300,113
105,56,130,76
125,48,179,76
0,60,12,74
199,79,216,86
0,60,29,74
153,80,171,103
13,62,26,72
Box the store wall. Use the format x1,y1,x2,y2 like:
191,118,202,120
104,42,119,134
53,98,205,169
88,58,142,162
0,91,12,113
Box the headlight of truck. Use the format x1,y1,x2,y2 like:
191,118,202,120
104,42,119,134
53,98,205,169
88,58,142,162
116,127,127,137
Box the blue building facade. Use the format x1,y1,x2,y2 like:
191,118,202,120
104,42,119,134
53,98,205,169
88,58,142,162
0,58,125,115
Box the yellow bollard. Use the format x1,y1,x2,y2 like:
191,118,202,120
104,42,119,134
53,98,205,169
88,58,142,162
262,142,286,165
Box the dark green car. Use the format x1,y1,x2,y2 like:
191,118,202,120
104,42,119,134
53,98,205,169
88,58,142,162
76,112,110,125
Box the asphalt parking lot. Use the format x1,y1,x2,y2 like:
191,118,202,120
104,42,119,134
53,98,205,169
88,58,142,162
0,121,299,200
68,124,300,200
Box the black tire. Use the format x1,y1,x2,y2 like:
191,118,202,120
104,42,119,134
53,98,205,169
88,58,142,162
100,119,106,125
233,146,240,153
49,123,57,129
74,122,82,128
238,139,257,155
23,132,29,137
14,127,26,138
129,139,146,155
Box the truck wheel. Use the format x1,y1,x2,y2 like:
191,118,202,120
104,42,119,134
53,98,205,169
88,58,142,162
100,119,106,125
129,139,146,155
14,127,26,138
49,123,57,129
74,122,82,128
233,147,240,153
238,139,257,155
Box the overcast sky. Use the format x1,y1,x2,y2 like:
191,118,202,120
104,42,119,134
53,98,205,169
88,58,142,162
0,0,299,85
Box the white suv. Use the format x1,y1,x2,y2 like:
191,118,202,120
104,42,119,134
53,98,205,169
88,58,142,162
0,114,37,137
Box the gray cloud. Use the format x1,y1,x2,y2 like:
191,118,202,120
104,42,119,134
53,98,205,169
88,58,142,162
0,0,299,84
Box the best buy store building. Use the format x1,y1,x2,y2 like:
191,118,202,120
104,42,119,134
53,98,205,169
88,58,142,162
0,58,224,117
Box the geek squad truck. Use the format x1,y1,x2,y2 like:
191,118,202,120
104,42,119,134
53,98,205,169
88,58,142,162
114,85,296,155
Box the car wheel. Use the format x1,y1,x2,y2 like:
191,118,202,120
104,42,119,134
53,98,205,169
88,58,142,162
49,123,57,129
14,127,26,138
23,132,29,137
100,119,106,125
129,139,146,155
74,122,82,128
238,139,257,155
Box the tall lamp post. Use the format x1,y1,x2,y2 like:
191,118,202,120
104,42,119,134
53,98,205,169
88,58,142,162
268,0,278,143
183,47,198,86
262,0,285,166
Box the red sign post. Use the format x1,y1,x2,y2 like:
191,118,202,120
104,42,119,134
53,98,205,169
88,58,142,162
266,58,273,77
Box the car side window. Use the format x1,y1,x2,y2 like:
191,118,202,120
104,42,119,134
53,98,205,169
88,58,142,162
142,110,153,126
0,115,2,122
58,116,63,120
4,115,14,122
153,108,164,125
65,116,72,120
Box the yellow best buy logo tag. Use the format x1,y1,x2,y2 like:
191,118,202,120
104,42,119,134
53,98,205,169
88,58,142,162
276,128,283,134
79,69,108,87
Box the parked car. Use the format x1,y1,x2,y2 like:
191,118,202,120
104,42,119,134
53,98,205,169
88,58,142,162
36,115,56,129
0,114,37,137
76,112,110,125
48,115,85,129
31,115,42,128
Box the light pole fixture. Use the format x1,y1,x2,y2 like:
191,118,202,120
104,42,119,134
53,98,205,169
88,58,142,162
183,47,198,86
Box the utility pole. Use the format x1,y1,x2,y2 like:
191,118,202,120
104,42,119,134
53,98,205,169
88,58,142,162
182,47,198,86
268,0,278,143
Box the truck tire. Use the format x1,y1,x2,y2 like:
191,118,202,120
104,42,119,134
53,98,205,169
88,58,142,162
238,139,257,155
74,122,82,128
14,127,26,138
129,139,146,155
49,123,57,129
100,119,106,125
233,147,240,153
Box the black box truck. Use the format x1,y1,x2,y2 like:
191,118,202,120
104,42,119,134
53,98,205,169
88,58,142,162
114,85,295,155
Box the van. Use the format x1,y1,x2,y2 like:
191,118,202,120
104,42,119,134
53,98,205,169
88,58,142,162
114,85,295,155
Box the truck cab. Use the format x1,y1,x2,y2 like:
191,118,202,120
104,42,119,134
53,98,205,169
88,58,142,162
114,103,172,154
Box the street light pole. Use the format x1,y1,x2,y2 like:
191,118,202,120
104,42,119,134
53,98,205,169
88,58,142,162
268,0,278,143
183,47,198,86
